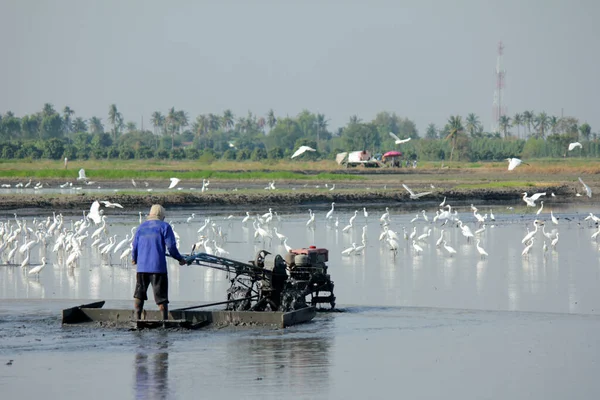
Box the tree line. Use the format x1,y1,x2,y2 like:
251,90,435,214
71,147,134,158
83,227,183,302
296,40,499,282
0,103,596,162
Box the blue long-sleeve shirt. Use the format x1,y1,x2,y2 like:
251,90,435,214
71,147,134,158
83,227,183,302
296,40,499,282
132,220,183,274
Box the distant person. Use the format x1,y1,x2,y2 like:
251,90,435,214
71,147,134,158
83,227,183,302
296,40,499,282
64,157,68,169
413,160,417,168
132,204,186,321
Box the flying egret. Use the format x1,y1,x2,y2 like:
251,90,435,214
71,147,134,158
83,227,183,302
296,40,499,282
291,145,316,159
168,178,181,189
77,168,87,181
578,177,592,198
88,201,102,224
101,200,123,209
389,132,411,145
522,192,546,207
402,184,432,199
568,142,582,151
506,158,528,171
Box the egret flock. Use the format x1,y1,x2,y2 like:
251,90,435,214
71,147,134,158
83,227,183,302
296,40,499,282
0,152,599,288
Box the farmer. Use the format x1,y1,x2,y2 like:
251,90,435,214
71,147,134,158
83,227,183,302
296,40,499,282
132,204,186,321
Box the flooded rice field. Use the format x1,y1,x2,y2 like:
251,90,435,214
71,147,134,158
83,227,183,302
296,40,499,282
2,200,600,399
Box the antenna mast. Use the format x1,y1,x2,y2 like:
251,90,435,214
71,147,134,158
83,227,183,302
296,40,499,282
492,41,506,134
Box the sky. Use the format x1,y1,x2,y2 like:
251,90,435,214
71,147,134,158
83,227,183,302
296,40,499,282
1,0,598,135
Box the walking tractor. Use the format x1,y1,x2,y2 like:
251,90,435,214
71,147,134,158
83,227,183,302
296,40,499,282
184,245,336,311
62,246,335,329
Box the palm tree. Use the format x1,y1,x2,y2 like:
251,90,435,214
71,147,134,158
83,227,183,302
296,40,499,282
512,113,523,139
549,116,559,135
266,109,277,130
89,117,104,134
207,113,221,132
222,109,234,131
42,103,56,117
175,110,188,134
72,117,87,133
465,113,480,137
535,112,550,138
349,115,361,125
108,104,122,140
126,121,137,133
522,111,534,136
151,111,165,135
499,115,511,138
63,106,75,134
446,115,464,161
166,107,178,148
194,114,208,138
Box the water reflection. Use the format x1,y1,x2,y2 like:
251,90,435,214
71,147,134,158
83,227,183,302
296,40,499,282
225,330,332,395
134,346,170,400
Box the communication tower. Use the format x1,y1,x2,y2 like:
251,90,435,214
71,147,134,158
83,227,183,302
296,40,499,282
492,42,506,133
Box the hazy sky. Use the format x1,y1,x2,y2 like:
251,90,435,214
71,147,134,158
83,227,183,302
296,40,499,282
1,0,598,134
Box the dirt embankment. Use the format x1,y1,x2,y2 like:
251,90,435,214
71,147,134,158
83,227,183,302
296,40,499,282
0,181,583,211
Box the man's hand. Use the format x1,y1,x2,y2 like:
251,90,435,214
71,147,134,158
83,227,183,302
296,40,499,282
178,258,186,266
131,260,137,265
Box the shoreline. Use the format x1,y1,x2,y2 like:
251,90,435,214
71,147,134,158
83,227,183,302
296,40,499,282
0,180,586,211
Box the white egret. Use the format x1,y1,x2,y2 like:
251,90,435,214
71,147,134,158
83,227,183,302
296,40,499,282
388,132,411,145
283,238,292,253
28,257,47,276
522,238,535,257
568,142,582,151
475,240,488,259
131,178,137,187
522,192,546,207
550,210,558,225
417,228,432,242
409,226,417,240
291,145,316,159
380,207,390,223
77,168,87,181
341,243,357,256
475,224,486,235
436,230,444,247
348,210,358,226
273,227,287,243
354,240,366,255
326,203,335,220
551,232,559,248
578,177,592,198
101,200,123,209
442,241,457,256
402,184,432,199
536,201,544,215
412,240,423,254
439,196,446,207
506,158,528,171
521,224,539,244
168,177,181,189
363,207,368,220
113,234,131,254
387,237,400,256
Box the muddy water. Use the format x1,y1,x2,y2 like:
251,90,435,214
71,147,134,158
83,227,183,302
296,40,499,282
2,203,600,399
